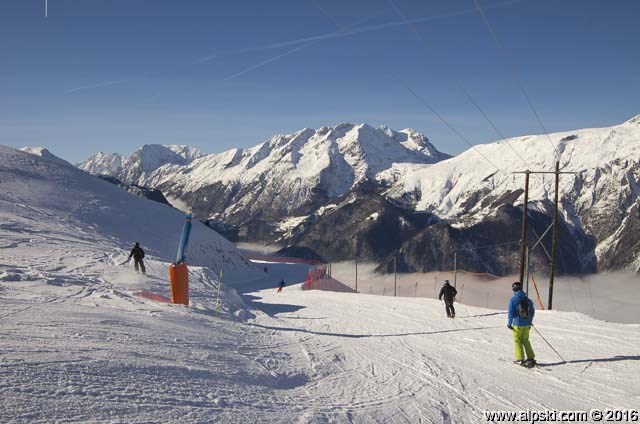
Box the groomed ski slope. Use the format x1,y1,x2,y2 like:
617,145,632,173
245,277,640,422
2,259,639,423
1,145,639,423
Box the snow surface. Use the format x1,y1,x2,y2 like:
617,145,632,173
0,145,254,276
3,144,640,423
2,258,639,422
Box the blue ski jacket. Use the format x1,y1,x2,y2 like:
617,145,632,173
508,290,535,327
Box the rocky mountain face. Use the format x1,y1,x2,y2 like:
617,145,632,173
96,175,171,206
79,116,640,274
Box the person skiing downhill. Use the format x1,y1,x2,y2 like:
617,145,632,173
277,279,285,293
128,242,146,274
508,281,536,368
438,280,458,318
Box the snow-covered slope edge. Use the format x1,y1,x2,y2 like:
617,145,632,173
1,145,254,279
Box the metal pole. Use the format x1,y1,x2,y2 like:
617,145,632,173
355,257,358,293
533,326,566,363
519,171,530,284
548,161,560,310
525,246,530,294
394,254,397,297
453,251,457,288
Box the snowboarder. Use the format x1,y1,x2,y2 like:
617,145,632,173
277,279,285,293
438,280,457,318
508,281,536,368
128,242,146,274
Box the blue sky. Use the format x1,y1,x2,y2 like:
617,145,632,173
1,0,639,163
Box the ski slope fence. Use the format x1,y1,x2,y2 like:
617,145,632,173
303,264,355,293
248,255,321,265
242,250,638,323
323,260,638,323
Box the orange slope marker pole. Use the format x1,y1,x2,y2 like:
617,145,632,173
531,274,545,310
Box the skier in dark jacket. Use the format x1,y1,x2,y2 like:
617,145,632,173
508,281,536,367
277,279,285,293
128,242,146,274
438,280,458,318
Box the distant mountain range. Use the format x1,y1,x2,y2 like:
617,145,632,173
78,116,640,274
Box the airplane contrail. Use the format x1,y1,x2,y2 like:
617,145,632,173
64,0,526,93
192,0,526,66
65,77,142,94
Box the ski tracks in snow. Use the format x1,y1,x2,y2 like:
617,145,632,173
246,286,640,423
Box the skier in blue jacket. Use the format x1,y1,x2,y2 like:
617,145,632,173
507,281,536,367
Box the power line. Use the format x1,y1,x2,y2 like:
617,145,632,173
308,0,343,29
310,0,512,176
225,11,374,81
455,240,521,252
393,74,505,175
463,90,531,168
385,0,430,50
472,0,560,159
384,0,527,169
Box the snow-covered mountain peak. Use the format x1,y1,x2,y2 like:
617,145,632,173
80,151,124,175
20,146,72,166
79,144,205,184
135,144,187,172
164,144,206,162
79,123,449,222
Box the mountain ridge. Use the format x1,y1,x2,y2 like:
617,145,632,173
78,116,640,273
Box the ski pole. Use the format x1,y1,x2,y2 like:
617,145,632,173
533,326,567,363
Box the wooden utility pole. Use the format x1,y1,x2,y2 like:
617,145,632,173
353,236,358,293
548,161,560,309
453,251,458,288
518,171,531,284
515,163,576,309
355,257,358,293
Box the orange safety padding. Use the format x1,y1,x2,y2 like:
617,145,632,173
135,290,171,303
169,262,189,305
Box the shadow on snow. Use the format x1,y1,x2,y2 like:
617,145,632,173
244,323,503,339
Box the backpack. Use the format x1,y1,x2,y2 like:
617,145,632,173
518,296,530,319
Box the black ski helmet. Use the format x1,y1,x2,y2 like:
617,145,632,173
512,281,522,292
